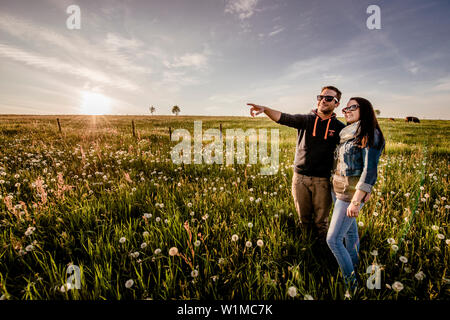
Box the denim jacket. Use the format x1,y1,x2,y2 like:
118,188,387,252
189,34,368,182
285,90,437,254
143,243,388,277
334,127,384,194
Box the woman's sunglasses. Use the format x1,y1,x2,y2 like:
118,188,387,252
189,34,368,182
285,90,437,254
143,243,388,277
317,95,339,103
342,105,359,114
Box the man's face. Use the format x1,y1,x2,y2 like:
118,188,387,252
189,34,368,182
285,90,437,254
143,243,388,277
317,89,340,115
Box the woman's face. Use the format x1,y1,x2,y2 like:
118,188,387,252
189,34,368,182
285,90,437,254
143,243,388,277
343,99,360,124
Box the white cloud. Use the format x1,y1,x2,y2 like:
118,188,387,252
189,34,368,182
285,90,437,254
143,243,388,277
164,52,208,69
268,26,285,37
225,0,259,20
105,33,144,50
0,44,138,91
0,13,151,76
430,78,450,92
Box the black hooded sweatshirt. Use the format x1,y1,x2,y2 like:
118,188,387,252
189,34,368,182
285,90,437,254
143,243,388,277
276,109,346,178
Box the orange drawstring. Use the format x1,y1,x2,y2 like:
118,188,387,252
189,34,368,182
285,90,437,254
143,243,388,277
324,118,331,139
312,116,319,137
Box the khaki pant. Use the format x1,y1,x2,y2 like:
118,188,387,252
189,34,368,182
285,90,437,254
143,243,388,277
291,172,332,238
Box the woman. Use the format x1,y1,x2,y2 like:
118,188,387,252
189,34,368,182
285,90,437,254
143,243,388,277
326,97,385,290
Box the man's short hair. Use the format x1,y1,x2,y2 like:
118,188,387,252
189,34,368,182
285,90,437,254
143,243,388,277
321,85,342,102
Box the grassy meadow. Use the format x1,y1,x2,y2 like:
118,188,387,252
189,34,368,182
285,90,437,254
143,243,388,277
0,114,449,300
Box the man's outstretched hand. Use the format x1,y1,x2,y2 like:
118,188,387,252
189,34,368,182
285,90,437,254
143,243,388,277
247,103,265,117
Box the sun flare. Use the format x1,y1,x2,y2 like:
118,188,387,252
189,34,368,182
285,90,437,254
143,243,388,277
80,91,112,115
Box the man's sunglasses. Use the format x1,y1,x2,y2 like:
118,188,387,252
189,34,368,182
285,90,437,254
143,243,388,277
342,104,359,114
317,95,339,103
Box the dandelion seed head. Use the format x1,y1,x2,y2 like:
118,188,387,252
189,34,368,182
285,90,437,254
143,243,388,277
169,247,178,256
125,279,134,289
287,286,297,297
392,281,404,292
415,271,426,281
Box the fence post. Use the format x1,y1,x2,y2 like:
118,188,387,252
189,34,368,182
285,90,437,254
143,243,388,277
132,120,136,138
220,123,222,138
56,118,62,133
169,127,172,140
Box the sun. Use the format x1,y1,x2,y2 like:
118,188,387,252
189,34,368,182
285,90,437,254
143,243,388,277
80,91,112,115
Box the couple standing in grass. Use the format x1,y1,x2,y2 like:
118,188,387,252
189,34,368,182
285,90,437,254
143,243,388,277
247,85,385,290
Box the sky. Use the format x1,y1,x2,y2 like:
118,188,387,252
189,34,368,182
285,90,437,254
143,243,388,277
0,0,449,119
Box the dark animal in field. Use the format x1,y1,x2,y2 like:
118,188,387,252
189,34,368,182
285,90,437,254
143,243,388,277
389,118,395,121
405,116,420,123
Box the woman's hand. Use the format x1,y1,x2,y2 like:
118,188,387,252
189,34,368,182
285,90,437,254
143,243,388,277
347,203,361,218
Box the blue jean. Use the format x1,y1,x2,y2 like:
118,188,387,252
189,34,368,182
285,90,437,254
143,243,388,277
326,198,361,288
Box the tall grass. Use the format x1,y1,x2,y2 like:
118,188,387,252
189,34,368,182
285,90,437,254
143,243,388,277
0,115,448,300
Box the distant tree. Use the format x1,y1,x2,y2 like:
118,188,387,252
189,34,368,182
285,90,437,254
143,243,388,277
172,105,181,116
150,105,156,115
375,109,381,116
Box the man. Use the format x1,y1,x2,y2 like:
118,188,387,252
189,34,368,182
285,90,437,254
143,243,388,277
247,86,346,241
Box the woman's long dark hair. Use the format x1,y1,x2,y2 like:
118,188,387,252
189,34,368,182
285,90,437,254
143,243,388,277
350,97,385,150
